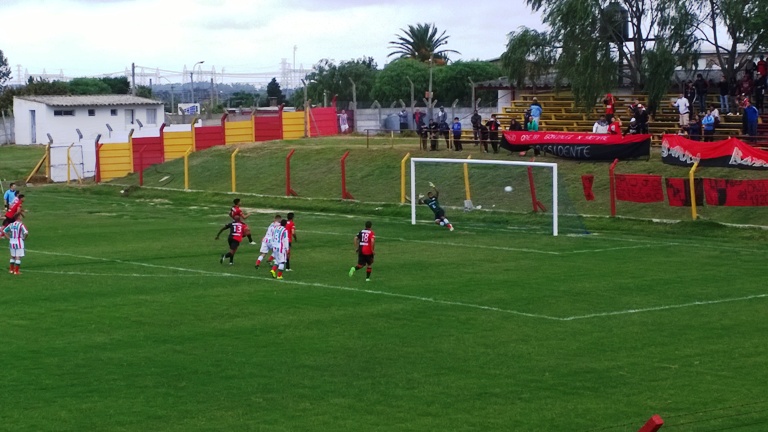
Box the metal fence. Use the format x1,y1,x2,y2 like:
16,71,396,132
0,112,14,145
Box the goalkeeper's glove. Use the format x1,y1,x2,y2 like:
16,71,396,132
429,182,435,188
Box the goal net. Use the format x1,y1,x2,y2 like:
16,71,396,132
409,157,587,236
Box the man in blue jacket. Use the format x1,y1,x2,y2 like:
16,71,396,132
529,97,543,126
701,109,716,141
744,99,760,138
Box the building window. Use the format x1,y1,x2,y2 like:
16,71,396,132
146,108,157,125
111,109,118,116
88,109,95,116
53,110,75,116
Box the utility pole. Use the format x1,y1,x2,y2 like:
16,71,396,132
406,76,415,129
428,56,434,121
131,63,136,95
191,60,204,105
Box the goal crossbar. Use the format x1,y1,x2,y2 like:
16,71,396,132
409,157,560,236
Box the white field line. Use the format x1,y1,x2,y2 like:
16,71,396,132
560,294,768,321
24,270,216,278
28,249,563,321
27,250,768,322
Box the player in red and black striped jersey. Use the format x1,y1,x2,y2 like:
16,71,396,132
215,215,245,265
1,194,24,239
285,212,297,271
349,220,375,281
230,198,256,244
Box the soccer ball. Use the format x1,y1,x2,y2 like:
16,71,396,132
504,186,513,192
439,220,446,226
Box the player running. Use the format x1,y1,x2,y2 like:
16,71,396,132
215,215,245,265
1,193,24,239
230,198,256,244
270,219,290,280
3,213,29,275
349,221,375,282
3,182,17,213
418,183,454,231
255,214,281,269
285,212,297,271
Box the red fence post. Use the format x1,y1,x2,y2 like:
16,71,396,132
527,164,547,212
637,414,664,432
138,145,147,186
95,143,103,183
340,151,355,200
285,149,298,196
609,158,619,217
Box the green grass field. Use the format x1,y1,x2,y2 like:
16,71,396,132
1,142,768,431
1,184,767,431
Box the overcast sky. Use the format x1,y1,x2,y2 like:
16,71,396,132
0,0,544,87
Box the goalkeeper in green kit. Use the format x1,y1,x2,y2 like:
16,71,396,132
418,182,454,231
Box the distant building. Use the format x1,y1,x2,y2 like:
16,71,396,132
12,95,164,145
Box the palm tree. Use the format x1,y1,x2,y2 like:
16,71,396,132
388,23,460,64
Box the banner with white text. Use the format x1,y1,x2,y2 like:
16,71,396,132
500,131,652,161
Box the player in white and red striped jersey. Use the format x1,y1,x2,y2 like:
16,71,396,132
255,214,282,269
270,219,290,280
3,214,29,275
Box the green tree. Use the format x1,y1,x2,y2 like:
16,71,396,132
266,78,285,105
500,28,558,89
99,77,131,94
0,78,70,112
388,23,460,63
304,57,378,104
519,0,699,109
693,0,768,83
370,58,429,105
433,61,503,106
69,77,112,95
135,85,152,99
0,49,12,90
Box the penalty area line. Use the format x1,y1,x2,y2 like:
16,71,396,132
28,249,563,321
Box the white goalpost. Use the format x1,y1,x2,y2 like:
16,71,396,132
410,157,560,236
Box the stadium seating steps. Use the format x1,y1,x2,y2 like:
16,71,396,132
494,93,768,144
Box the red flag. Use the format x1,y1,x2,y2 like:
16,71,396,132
665,178,703,207
614,174,664,203
581,174,595,201
703,178,768,206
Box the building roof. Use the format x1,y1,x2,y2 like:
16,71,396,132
14,95,163,107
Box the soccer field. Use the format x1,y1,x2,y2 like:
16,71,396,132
2,185,767,431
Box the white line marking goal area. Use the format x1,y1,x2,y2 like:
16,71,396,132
28,250,768,322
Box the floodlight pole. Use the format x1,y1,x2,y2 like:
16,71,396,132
191,60,204,104
428,57,434,121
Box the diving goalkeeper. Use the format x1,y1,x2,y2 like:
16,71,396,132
418,182,454,231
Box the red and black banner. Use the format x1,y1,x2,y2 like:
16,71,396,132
703,178,768,206
614,174,664,203
665,178,704,207
661,135,768,170
500,131,652,161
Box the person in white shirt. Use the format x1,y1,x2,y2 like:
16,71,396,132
672,93,690,128
592,115,609,133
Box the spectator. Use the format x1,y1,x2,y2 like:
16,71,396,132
624,118,640,136
339,110,349,133
470,109,482,146
677,126,688,137
688,115,702,141
415,109,427,150
710,104,721,128
684,80,696,106
701,109,716,141
436,106,448,124
438,119,450,149
635,104,650,133
693,73,709,114
754,72,766,112
414,108,425,130
672,93,691,128
740,95,749,135
627,98,640,117
607,115,622,135
451,117,463,151
479,123,490,153
718,76,731,114
508,118,524,131
398,108,409,131
758,55,767,78
740,74,753,97
525,111,539,131
592,115,609,134
729,76,739,115
745,57,757,79
529,97,543,126
745,99,760,138
428,119,439,151
486,114,501,153
603,93,616,122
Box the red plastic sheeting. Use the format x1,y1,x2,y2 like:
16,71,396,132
309,107,339,137
254,112,283,142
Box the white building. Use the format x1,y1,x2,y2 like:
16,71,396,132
12,95,164,145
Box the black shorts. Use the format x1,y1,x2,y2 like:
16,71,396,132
433,210,445,220
357,253,374,266
228,238,241,251
2,216,14,227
